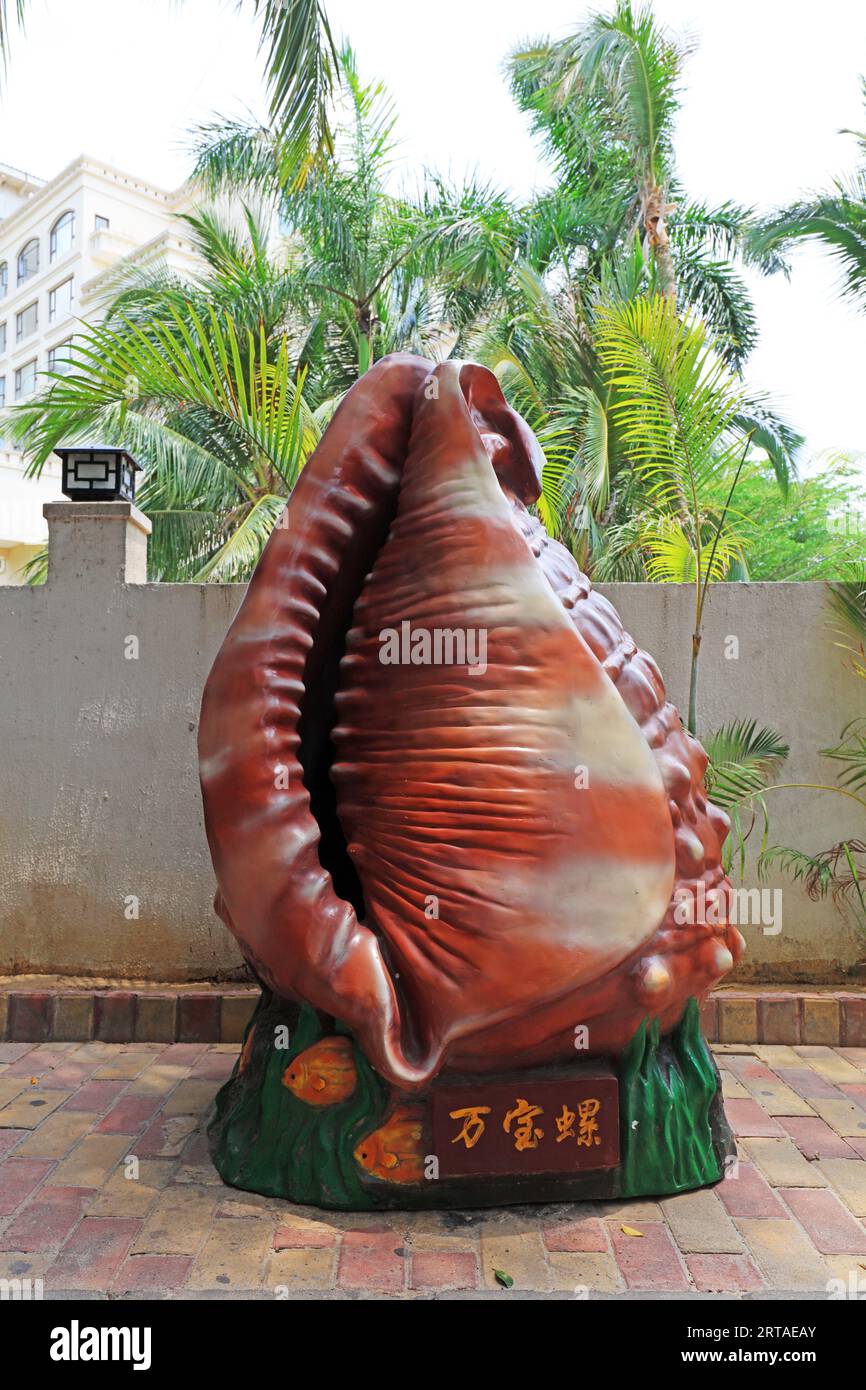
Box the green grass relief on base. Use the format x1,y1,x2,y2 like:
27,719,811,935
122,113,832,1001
209,993,388,1209
618,996,725,1197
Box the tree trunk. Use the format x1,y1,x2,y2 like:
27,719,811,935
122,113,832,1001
357,304,373,376
643,182,677,305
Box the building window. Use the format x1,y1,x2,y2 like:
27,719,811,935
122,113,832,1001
0,377,5,409
17,238,39,285
49,277,74,323
48,339,74,376
0,322,5,355
94,214,110,231
50,210,76,261
0,263,6,299
15,359,37,401
16,301,38,342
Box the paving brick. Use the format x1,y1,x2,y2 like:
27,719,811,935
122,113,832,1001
52,994,94,1043
759,995,800,1045
273,1224,336,1250
61,1079,126,1114
608,1222,689,1289
752,1044,802,1068
596,1199,664,1221
111,1253,193,1292
795,1046,864,1085
0,1250,53,1280
719,1068,749,1099
723,1057,812,1116
93,994,137,1044
0,1157,55,1214
87,1160,174,1218
724,1098,785,1137
7,993,51,1043
161,1079,219,1117
0,1044,36,1063
95,1096,162,1135
0,1185,90,1252
816,1158,866,1217
128,1114,198,1159
266,1247,335,1291
127,1063,189,1099
838,1048,866,1070
13,1111,97,1159
659,1189,743,1253
132,1184,219,1255
134,994,177,1043
51,1134,131,1188
92,1051,152,1081
38,1062,100,1091
480,1226,555,1291
47,1216,140,1289
155,1043,207,1065
338,1231,406,1293
735,1216,831,1288
780,1187,866,1254
187,1217,271,1290
0,1129,26,1156
718,996,758,1043
842,995,866,1047
685,1252,765,1291
801,997,841,1046
543,1215,608,1252
548,1251,623,1293
811,1098,866,1138
775,1067,845,1101
739,1136,828,1188
220,994,257,1044
177,995,220,1045
0,1088,74,1130
715,1162,786,1218
410,1251,477,1289
190,1050,237,1080
0,1076,28,1109
779,1116,859,1161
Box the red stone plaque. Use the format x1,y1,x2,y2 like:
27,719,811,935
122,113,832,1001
431,1066,619,1179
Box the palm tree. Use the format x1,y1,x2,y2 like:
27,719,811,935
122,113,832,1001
594,292,762,733
511,0,681,300
508,1,779,373
0,0,337,182
753,79,866,310
192,45,526,382
13,209,324,581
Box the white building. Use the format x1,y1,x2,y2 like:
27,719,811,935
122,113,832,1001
0,157,198,583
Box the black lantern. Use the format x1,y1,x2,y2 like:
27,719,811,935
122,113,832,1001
56,444,141,503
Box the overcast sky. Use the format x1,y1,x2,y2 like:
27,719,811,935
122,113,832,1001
2,0,866,467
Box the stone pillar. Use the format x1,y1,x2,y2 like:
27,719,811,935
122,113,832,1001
42,500,152,588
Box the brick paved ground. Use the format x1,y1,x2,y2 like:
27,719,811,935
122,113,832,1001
1,1039,865,1299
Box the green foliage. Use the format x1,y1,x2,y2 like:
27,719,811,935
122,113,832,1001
704,720,790,875
13,230,321,582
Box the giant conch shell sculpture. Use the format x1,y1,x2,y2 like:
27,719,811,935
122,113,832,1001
199,355,743,1098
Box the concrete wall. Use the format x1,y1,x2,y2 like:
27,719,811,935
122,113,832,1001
1,502,863,984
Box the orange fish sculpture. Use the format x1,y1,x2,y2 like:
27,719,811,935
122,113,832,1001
283,1037,358,1107
353,1106,427,1184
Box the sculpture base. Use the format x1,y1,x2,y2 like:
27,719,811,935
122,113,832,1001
208,993,734,1211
